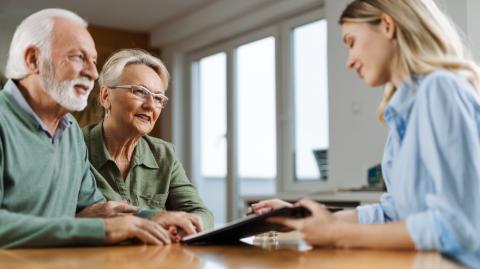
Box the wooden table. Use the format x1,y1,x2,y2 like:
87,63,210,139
0,233,464,269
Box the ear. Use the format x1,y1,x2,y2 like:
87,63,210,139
24,46,41,74
99,86,111,109
380,13,396,40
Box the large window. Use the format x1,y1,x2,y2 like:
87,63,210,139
237,37,276,194
189,11,327,222
293,20,329,181
199,53,227,178
194,53,227,224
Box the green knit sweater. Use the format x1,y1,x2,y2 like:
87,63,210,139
0,88,106,248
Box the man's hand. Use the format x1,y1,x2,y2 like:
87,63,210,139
152,211,203,240
104,215,171,245
76,200,139,218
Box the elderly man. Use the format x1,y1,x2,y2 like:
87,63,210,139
0,8,176,247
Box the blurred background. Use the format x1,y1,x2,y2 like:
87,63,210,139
1,0,479,225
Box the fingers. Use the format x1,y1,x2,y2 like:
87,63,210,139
168,226,182,243
255,208,272,215
134,227,163,245
104,216,173,245
149,222,172,244
115,203,140,214
250,201,271,211
250,199,293,215
176,218,197,235
153,211,203,236
296,198,324,215
257,199,293,209
189,215,204,232
136,219,171,245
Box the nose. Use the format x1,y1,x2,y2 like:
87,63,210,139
346,55,355,69
142,94,156,109
81,58,98,81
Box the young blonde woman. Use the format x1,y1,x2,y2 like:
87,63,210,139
252,0,480,266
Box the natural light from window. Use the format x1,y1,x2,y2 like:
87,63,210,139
236,36,277,180
199,53,227,178
293,19,329,181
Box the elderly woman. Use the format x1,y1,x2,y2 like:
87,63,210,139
83,49,213,233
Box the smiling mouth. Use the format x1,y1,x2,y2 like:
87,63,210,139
74,84,89,95
135,114,152,122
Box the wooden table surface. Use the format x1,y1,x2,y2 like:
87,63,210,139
0,233,464,269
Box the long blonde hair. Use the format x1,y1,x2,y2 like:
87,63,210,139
339,0,480,121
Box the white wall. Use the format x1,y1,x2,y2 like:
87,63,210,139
466,0,480,61
325,0,387,188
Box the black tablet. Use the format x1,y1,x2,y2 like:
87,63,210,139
182,206,314,245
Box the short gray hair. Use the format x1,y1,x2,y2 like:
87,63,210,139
99,49,170,91
5,8,87,79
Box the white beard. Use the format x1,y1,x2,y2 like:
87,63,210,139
41,60,94,111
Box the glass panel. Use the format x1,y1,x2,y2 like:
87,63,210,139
293,20,329,181
199,53,227,178
197,52,227,224
236,37,276,195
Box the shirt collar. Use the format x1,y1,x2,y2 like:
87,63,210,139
89,122,159,169
383,75,423,140
132,137,159,169
89,122,112,169
3,79,72,140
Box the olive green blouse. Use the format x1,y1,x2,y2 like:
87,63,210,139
83,122,213,229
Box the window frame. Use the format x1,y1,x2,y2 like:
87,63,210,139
184,9,330,221
279,9,333,192
189,26,279,220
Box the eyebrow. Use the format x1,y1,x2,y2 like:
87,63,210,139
343,34,350,44
71,49,98,62
139,84,165,95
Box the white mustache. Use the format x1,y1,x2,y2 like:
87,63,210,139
69,77,94,92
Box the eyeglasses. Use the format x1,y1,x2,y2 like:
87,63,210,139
109,85,168,108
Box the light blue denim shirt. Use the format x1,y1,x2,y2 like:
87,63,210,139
3,79,72,144
356,70,480,268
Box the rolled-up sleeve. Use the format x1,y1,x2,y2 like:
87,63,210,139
403,73,480,254
357,192,399,224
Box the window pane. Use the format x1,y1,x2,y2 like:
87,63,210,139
236,37,276,192
197,53,227,224
199,53,227,178
293,20,329,181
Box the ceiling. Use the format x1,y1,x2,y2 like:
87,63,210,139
0,0,216,32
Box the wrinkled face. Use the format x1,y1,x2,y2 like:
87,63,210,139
342,21,396,87
106,64,164,136
40,18,98,111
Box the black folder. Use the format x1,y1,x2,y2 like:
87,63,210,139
182,206,342,245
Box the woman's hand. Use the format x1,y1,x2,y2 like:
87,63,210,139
268,198,338,246
152,211,203,241
248,199,293,215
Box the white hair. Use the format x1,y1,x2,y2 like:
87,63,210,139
5,8,87,79
99,49,170,90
